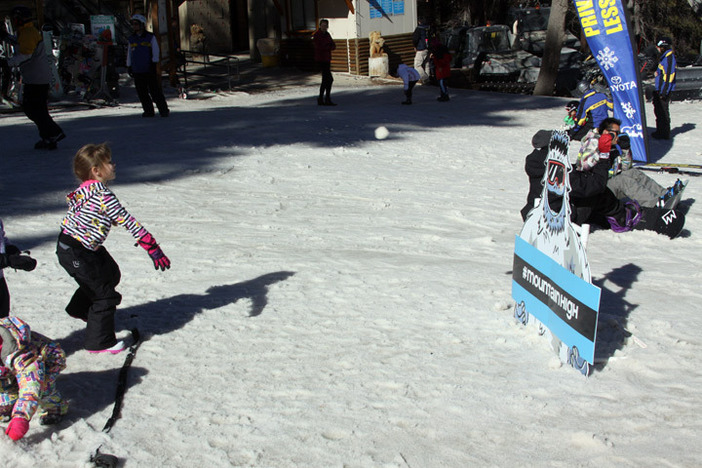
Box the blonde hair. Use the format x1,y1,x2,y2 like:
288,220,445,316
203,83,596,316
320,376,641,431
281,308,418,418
73,143,112,181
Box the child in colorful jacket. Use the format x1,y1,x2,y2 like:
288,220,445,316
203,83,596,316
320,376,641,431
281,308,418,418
1,316,68,441
56,143,170,354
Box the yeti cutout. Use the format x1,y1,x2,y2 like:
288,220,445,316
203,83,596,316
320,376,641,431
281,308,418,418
369,31,385,58
520,130,591,283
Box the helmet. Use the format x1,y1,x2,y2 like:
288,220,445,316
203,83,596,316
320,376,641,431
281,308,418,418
576,80,591,95
565,100,578,112
656,37,672,48
131,14,147,25
10,6,32,23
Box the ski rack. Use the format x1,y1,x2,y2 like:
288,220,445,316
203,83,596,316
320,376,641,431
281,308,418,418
178,50,240,92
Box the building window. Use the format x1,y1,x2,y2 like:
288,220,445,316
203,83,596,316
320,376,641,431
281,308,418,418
290,0,316,31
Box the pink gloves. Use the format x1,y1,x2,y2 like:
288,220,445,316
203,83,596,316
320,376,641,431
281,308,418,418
137,233,171,271
6,417,29,441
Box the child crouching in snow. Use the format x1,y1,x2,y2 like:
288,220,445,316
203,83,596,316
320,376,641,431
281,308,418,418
397,64,420,105
56,143,171,354
1,316,68,441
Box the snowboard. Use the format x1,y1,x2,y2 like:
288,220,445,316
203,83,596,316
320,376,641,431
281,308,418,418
634,206,685,239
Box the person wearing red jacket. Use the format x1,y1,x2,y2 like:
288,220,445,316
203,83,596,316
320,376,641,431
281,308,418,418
312,19,336,106
431,43,452,101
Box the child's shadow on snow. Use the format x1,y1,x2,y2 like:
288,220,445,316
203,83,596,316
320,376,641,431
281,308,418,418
25,366,148,440
59,271,296,356
591,263,642,371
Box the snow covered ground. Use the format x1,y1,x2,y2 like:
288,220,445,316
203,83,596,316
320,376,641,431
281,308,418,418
1,77,701,467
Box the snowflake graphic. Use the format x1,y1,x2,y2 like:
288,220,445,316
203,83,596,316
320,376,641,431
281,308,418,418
621,102,636,119
596,47,619,71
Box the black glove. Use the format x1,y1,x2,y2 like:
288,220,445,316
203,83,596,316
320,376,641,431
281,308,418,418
127,66,133,77
0,253,37,271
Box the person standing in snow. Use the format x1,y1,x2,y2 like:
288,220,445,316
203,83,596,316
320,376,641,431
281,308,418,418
1,316,68,441
412,17,431,83
651,37,676,140
56,143,170,354
431,42,452,102
312,18,336,106
0,219,37,318
397,64,420,105
7,6,65,150
127,14,169,117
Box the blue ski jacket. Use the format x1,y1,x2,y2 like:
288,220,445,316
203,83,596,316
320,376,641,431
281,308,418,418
127,31,159,74
574,90,613,130
655,49,676,96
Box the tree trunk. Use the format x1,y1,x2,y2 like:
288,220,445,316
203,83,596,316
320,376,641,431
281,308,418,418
533,0,568,96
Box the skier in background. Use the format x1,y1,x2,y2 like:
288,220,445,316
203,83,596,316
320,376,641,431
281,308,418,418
312,18,336,106
431,40,452,102
412,17,431,83
651,37,676,140
397,64,420,105
7,6,65,150
127,14,170,117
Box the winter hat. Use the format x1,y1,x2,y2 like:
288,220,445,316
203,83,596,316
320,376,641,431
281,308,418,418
657,37,672,48
531,129,552,149
131,14,147,25
565,100,578,112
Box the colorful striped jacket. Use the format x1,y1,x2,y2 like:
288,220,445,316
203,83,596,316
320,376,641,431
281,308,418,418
60,180,149,251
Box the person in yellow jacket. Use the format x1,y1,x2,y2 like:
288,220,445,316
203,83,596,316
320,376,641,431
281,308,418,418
7,6,65,150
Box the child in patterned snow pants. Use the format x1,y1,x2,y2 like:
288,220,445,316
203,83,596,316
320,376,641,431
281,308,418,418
1,316,68,441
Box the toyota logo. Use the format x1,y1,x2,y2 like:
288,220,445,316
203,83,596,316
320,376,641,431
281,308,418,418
611,76,622,84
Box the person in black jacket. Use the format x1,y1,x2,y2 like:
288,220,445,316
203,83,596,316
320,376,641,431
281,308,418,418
522,121,638,231
412,18,431,83
0,219,36,318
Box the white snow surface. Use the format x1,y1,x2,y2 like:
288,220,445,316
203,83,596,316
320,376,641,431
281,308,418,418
1,80,701,467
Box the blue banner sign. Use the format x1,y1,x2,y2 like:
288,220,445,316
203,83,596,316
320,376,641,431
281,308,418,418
512,235,601,364
572,0,648,162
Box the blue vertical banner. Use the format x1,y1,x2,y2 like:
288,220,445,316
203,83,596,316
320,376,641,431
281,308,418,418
572,0,648,162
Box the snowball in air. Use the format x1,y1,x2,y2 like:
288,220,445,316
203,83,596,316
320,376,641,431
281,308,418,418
374,126,390,140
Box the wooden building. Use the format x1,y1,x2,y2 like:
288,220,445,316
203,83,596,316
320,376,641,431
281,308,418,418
176,0,418,75
5,1,418,77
